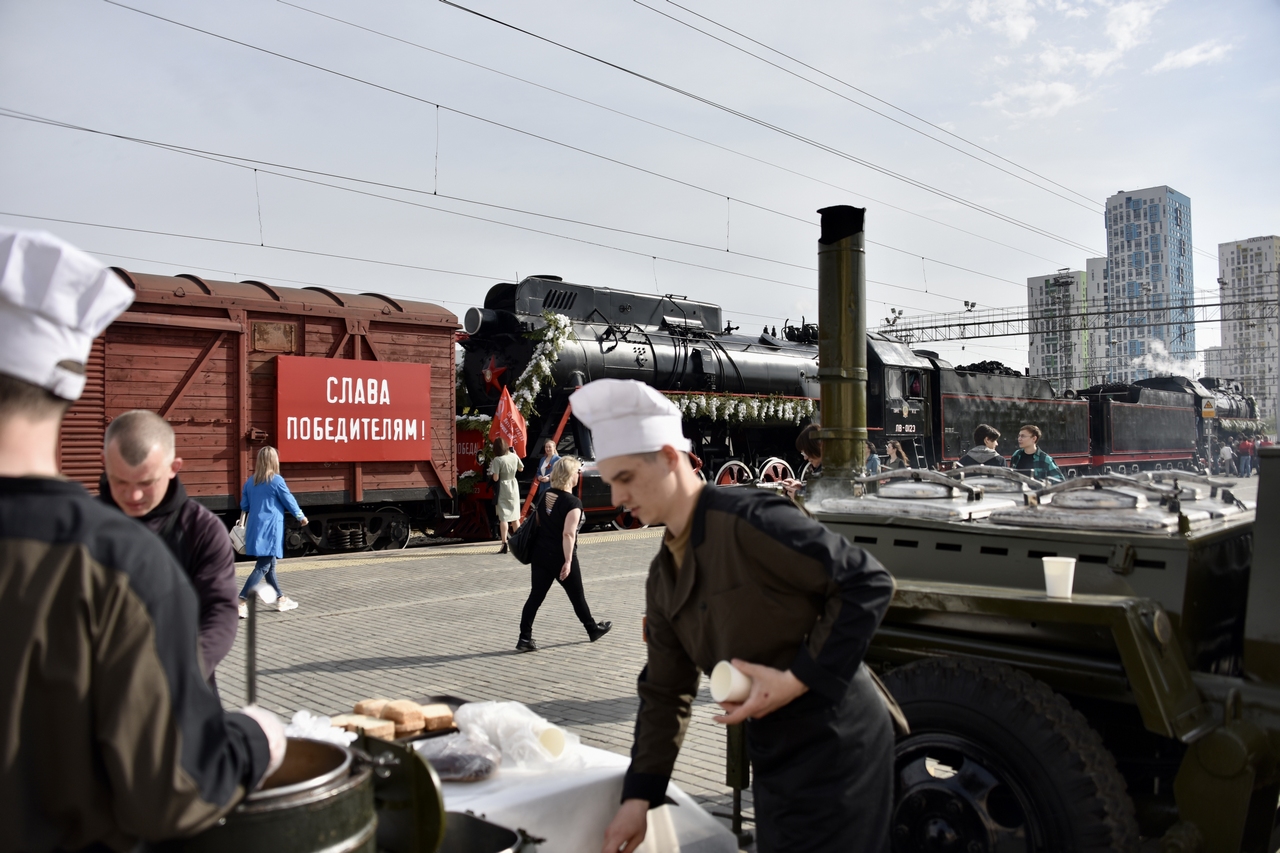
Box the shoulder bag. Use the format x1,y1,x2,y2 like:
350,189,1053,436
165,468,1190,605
508,495,542,565
229,512,248,555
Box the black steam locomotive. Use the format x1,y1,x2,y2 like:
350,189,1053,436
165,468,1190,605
458,275,1256,527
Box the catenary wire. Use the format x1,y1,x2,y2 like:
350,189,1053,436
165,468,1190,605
653,0,1100,208
0,209,942,316
101,0,1098,262
275,0,1072,269
631,0,1101,214
57,5,1049,290
437,0,1105,257
0,107,991,298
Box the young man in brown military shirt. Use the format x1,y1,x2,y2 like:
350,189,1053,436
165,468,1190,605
571,379,896,853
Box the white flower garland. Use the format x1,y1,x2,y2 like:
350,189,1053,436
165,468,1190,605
455,413,492,433
664,392,818,425
512,312,575,417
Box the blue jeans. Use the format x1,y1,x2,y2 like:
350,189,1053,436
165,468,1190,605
1240,455,1253,477
239,555,282,600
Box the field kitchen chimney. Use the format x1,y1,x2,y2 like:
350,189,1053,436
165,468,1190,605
815,205,869,496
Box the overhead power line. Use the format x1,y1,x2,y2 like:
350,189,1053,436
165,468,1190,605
438,0,1105,257
0,107,1017,289
91,3,1039,295
276,0,1071,269
632,0,1101,213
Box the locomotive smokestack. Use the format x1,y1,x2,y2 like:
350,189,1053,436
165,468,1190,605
816,205,868,490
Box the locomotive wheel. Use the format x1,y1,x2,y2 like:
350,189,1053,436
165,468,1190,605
883,657,1138,853
713,460,754,486
369,507,411,550
756,456,795,485
612,508,648,531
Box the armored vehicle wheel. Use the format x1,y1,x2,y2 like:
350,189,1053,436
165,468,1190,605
883,658,1138,853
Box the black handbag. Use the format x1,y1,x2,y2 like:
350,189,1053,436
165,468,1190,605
508,494,542,564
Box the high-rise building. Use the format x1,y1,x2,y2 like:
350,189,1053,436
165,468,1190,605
1215,235,1279,421
1027,268,1090,391
1085,256,1110,386
1100,186,1195,382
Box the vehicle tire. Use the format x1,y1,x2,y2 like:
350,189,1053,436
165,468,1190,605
883,657,1139,853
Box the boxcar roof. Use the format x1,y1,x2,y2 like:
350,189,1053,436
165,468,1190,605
112,269,457,327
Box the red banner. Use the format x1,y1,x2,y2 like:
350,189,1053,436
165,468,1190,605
276,356,433,463
488,387,527,457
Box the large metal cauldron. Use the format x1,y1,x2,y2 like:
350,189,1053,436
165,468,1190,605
149,738,375,853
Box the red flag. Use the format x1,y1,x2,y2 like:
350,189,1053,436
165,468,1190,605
488,386,528,457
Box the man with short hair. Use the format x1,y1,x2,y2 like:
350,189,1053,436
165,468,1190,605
1010,424,1063,482
100,409,239,691
958,423,1005,467
578,379,896,853
0,229,284,849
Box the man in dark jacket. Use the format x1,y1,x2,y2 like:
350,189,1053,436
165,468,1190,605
0,228,283,850
100,409,239,690
576,380,896,853
1010,423,1064,482
958,423,1006,467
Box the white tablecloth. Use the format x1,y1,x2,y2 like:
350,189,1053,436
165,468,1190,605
441,745,739,853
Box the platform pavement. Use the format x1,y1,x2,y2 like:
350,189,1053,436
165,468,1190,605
219,527,757,838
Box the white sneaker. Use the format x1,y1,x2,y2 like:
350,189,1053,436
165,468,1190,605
238,600,248,619
277,596,299,612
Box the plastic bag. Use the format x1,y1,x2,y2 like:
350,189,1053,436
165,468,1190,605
453,701,581,770
285,709,357,747
414,732,502,782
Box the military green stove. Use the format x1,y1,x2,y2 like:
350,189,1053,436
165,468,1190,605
803,205,1279,853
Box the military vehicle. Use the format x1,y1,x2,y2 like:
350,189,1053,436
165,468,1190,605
806,206,1278,853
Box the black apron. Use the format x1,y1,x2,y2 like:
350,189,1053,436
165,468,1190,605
747,664,894,852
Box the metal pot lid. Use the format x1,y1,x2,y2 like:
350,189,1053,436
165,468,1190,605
877,481,961,499
989,506,1178,532
1045,488,1147,510
953,476,1032,495
819,496,1017,521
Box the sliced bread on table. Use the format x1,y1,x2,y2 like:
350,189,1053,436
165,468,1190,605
420,703,455,732
330,714,395,740
380,699,425,732
353,698,391,718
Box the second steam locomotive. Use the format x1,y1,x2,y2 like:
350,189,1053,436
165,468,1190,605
460,275,1259,526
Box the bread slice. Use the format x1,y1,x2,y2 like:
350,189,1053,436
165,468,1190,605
393,721,425,737
380,700,425,730
420,703,454,732
354,698,390,718
330,714,395,740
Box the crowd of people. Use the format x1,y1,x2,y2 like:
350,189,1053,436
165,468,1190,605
1211,434,1271,478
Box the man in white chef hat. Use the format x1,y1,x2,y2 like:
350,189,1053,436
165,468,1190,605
576,379,897,853
0,228,286,849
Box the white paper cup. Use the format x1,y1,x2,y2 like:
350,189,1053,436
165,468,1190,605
1042,557,1076,599
535,724,566,758
710,660,752,704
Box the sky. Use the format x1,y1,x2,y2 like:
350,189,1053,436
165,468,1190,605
1,0,1277,373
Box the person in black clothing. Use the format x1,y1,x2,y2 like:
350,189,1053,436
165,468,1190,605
100,410,238,693
517,456,612,652
884,439,912,470
958,423,1006,467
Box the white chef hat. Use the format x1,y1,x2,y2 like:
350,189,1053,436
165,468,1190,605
569,378,691,462
0,228,134,401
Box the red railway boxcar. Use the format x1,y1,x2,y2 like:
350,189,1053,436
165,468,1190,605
60,270,458,555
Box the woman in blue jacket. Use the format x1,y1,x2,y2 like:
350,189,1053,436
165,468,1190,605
238,446,307,616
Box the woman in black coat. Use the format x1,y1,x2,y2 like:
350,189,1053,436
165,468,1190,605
516,456,612,652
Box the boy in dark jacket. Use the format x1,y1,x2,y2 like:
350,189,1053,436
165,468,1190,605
100,409,239,690
1010,423,1064,482
958,423,1005,467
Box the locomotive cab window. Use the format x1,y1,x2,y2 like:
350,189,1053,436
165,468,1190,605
886,370,904,400
907,371,924,398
